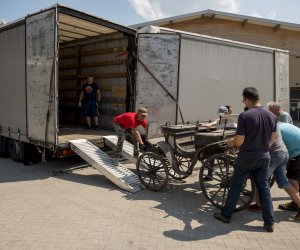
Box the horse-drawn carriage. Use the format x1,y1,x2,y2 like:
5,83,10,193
136,115,256,211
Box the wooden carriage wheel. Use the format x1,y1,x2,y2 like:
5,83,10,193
199,153,255,211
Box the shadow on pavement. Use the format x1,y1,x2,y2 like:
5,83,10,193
1,156,297,242
124,178,296,241
0,156,127,192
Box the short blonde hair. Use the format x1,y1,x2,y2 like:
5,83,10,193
267,101,281,110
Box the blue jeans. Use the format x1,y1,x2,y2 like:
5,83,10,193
221,158,275,225
268,152,290,188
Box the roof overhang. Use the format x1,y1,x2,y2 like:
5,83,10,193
130,9,300,33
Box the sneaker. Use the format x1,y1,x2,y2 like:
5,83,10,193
278,201,298,211
94,126,100,131
263,223,274,232
214,212,230,224
84,126,92,130
247,203,262,213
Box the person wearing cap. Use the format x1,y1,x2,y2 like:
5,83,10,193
199,105,235,129
200,105,235,181
111,107,148,166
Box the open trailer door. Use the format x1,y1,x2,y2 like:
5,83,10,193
135,33,180,138
26,8,58,145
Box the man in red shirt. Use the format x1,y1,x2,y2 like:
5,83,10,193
112,107,148,165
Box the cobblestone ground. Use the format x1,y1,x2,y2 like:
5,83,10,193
1,156,300,249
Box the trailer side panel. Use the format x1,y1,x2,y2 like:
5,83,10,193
0,24,27,140
26,9,57,145
178,35,276,122
136,34,180,138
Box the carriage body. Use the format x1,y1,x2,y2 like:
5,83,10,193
136,122,255,211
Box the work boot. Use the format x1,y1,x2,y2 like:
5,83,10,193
214,212,230,224
133,150,139,159
263,223,274,232
203,175,213,181
204,166,213,181
247,203,262,213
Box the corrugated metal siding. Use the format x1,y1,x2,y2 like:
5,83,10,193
26,9,56,144
135,34,180,137
178,36,275,123
0,24,27,140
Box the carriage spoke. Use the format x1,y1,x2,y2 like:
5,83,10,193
200,153,255,211
239,196,247,205
210,186,223,200
136,152,168,191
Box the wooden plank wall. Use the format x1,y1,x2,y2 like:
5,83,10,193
58,33,129,129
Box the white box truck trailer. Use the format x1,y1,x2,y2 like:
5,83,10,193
0,5,289,164
135,26,289,137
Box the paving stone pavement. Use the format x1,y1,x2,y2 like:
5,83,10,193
1,156,300,249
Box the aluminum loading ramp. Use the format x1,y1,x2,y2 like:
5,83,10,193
104,135,140,163
69,139,144,193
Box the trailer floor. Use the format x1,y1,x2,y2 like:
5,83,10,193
58,125,114,144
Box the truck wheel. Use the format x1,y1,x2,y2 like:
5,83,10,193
0,136,10,157
23,143,42,165
8,139,24,162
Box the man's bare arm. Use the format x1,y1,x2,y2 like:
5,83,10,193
227,135,245,148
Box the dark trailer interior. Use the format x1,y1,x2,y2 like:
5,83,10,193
56,6,136,146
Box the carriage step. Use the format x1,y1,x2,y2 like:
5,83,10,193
69,139,144,193
104,135,141,164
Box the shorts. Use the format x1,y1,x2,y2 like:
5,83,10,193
268,151,290,188
83,101,98,117
287,155,300,181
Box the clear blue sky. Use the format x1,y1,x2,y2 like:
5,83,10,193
1,0,300,26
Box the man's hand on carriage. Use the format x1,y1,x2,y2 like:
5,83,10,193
199,122,213,128
226,135,244,150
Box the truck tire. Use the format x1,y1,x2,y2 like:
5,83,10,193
8,139,24,162
23,143,41,165
0,136,10,157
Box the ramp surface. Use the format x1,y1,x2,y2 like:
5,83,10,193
69,139,144,193
104,135,140,163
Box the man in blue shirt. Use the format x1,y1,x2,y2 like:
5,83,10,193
214,87,277,232
278,122,300,218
